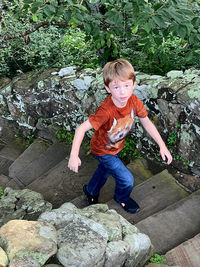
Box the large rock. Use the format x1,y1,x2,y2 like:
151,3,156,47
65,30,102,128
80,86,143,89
0,220,57,266
0,187,52,226
38,202,152,267
0,247,8,267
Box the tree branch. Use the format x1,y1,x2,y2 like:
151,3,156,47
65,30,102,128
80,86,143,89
2,21,69,41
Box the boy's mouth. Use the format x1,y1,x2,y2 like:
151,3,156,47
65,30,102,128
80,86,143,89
120,97,127,101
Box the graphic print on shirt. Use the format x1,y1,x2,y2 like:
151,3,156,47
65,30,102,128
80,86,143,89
106,108,134,150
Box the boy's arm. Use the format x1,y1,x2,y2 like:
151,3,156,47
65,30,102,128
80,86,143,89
139,116,172,165
68,119,93,173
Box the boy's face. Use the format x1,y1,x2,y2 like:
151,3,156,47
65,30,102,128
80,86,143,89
105,78,135,108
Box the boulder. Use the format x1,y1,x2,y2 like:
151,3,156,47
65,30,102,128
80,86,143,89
39,202,152,267
0,220,57,266
0,187,52,226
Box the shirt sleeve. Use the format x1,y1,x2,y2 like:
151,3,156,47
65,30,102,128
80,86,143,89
89,106,109,131
133,95,148,118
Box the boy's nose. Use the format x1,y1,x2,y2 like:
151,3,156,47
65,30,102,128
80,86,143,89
120,87,125,94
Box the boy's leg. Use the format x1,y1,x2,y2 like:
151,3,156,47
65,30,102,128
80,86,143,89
87,161,110,196
95,154,134,203
92,154,139,213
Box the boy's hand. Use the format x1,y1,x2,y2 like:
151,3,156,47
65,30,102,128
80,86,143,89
68,156,81,173
160,146,172,165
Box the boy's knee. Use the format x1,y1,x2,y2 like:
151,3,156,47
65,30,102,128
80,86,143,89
126,172,134,187
121,170,133,188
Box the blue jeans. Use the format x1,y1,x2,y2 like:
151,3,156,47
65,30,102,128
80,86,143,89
87,154,134,202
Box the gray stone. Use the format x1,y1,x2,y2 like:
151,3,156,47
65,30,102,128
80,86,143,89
0,187,52,226
58,67,76,77
56,219,107,267
166,70,184,78
124,233,152,267
39,202,152,267
104,240,130,267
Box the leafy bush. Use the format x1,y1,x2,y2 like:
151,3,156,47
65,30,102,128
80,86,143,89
120,135,142,164
1,0,199,77
0,25,98,78
56,127,74,144
149,253,166,264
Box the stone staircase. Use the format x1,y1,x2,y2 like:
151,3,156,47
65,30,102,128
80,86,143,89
0,138,200,267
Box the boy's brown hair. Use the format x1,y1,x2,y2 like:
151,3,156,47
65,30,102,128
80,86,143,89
103,59,136,86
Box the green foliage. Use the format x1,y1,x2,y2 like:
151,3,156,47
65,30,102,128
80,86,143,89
56,127,74,144
149,254,166,264
167,124,181,147
0,25,98,77
0,187,4,197
120,135,142,164
172,154,191,166
0,0,200,77
15,132,35,148
167,130,178,147
25,134,35,148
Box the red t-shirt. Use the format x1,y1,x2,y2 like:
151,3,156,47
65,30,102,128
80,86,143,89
89,94,148,156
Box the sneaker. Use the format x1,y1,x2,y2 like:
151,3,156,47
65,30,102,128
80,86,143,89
114,196,140,214
83,184,99,205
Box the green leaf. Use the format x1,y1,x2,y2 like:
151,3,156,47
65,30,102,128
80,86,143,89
32,14,38,22
132,25,139,34
23,0,34,3
143,22,151,33
44,5,56,17
105,11,123,26
84,23,92,33
123,3,133,11
100,39,105,47
107,39,111,48
63,11,72,22
75,11,84,22
152,16,166,28
154,36,162,45
185,52,193,62
88,0,98,3
112,46,118,57
177,25,187,39
73,4,87,11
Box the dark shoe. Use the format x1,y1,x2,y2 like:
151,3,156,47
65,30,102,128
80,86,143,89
114,196,140,214
83,184,99,205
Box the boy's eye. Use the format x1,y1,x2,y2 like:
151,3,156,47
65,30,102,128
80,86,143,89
125,84,130,88
114,86,119,90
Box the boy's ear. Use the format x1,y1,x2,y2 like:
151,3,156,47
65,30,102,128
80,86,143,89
105,85,111,93
133,80,136,88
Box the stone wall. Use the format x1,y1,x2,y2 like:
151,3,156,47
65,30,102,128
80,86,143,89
0,67,200,176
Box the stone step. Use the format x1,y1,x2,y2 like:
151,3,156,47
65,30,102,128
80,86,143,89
164,233,200,267
0,156,13,176
27,149,115,208
135,190,200,255
0,142,5,151
71,157,153,209
71,175,116,209
5,178,23,189
0,141,25,161
126,158,153,186
0,174,11,188
0,141,25,176
107,169,189,224
9,140,70,186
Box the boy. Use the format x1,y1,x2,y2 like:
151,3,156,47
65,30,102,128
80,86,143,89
68,59,172,213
